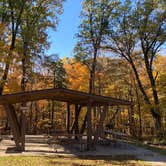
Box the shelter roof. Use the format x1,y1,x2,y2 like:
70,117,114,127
0,88,131,106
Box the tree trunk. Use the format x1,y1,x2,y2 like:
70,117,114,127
81,49,98,133
141,38,162,134
89,49,97,94
0,51,12,94
134,77,142,140
128,57,161,134
20,42,28,151
151,108,162,135
21,42,27,92
127,85,136,137
128,105,136,137
105,108,119,129
146,63,161,132
135,86,142,140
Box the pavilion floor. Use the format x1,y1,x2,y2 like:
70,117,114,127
0,134,166,166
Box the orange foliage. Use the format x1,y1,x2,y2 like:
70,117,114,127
64,60,89,92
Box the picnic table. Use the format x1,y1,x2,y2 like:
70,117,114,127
47,133,87,151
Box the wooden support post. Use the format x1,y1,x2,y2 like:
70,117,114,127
3,103,22,150
70,105,82,133
87,103,92,150
93,106,97,131
66,103,70,133
75,105,79,139
20,106,27,151
94,105,108,144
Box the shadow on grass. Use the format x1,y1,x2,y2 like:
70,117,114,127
45,154,139,160
44,155,142,166
5,147,55,154
5,147,22,154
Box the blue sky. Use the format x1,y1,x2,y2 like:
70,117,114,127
47,0,82,58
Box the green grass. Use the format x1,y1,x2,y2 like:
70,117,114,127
0,155,149,166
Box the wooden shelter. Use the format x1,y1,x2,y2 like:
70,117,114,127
0,88,131,151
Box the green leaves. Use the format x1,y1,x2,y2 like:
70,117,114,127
0,0,64,94
75,0,117,61
43,54,66,88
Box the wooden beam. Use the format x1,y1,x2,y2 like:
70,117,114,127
0,88,131,106
3,102,22,150
66,103,70,133
20,105,26,151
70,105,82,133
75,105,79,138
94,105,108,144
87,103,92,150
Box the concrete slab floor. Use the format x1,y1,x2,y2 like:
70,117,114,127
0,135,165,166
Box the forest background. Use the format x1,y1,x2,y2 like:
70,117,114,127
0,0,166,141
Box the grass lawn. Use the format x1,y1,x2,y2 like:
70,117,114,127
0,155,149,166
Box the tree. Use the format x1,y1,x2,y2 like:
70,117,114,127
0,0,64,94
104,0,166,134
43,54,66,127
64,59,89,92
74,0,118,134
19,0,64,92
74,0,117,94
0,0,27,94
136,0,166,133
43,54,66,88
